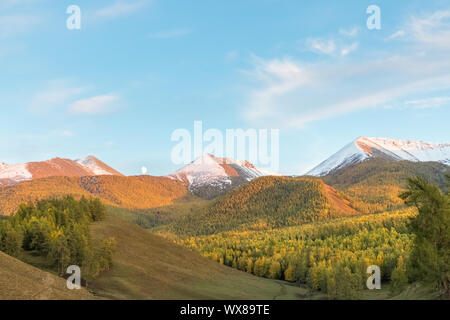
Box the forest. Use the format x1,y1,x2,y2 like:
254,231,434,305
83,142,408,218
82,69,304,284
167,176,356,236
0,196,115,283
174,176,450,299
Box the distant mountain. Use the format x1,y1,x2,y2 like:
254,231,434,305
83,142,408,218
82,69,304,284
308,137,450,176
0,175,188,216
75,155,123,176
168,153,276,199
322,158,450,213
0,156,122,186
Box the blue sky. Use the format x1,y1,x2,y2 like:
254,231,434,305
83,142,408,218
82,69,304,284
1,0,449,175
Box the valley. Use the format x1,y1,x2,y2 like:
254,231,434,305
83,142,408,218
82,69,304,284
0,137,449,300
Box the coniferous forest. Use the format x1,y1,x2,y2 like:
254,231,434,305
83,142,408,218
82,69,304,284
168,176,450,299
0,196,116,284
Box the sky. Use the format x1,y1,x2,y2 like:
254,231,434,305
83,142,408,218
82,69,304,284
1,0,450,176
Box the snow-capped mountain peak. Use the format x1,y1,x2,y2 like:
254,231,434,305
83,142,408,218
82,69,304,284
307,137,450,176
75,155,122,176
0,156,122,186
168,154,276,198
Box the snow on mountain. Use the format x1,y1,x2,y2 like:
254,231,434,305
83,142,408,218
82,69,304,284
0,156,122,186
308,137,450,176
0,163,32,185
168,154,276,198
75,156,123,176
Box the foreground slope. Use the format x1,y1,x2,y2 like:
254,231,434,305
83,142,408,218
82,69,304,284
0,251,93,300
90,214,306,300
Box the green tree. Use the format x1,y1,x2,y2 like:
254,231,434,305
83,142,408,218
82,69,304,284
400,176,450,298
390,256,408,294
0,221,22,256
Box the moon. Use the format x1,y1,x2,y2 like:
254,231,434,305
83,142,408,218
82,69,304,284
141,166,148,174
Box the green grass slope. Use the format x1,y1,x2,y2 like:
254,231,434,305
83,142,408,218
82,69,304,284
0,251,94,300
89,214,307,300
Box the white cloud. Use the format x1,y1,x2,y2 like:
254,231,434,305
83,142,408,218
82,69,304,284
29,80,86,113
69,95,122,115
243,54,450,128
406,10,450,48
94,0,148,19
0,14,41,38
226,50,239,62
305,35,358,57
52,130,74,137
0,0,38,9
340,42,358,56
243,10,450,128
306,38,336,55
148,28,191,39
405,96,450,109
339,27,359,37
387,30,405,40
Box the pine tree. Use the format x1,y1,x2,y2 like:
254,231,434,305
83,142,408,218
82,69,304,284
400,176,450,298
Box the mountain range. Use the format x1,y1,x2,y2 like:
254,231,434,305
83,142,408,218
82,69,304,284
0,156,122,186
1,137,449,209
307,137,450,176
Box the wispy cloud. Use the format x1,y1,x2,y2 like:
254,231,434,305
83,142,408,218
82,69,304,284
339,27,359,37
387,30,405,40
69,95,123,115
306,38,336,55
242,10,450,128
401,10,450,48
340,42,358,56
243,54,450,128
94,0,149,19
405,96,450,109
0,0,38,9
0,14,41,38
148,28,192,39
305,30,359,57
29,80,87,113
226,50,239,62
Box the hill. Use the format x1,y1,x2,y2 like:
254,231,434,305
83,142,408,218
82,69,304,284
89,213,307,300
165,176,358,236
322,158,449,213
0,251,94,300
0,175,188,216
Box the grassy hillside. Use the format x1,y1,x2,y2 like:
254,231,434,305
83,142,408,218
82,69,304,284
322,159,449,213
0,175,188,216
0,251,94,300
165,176,358,236
89,213,308,300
